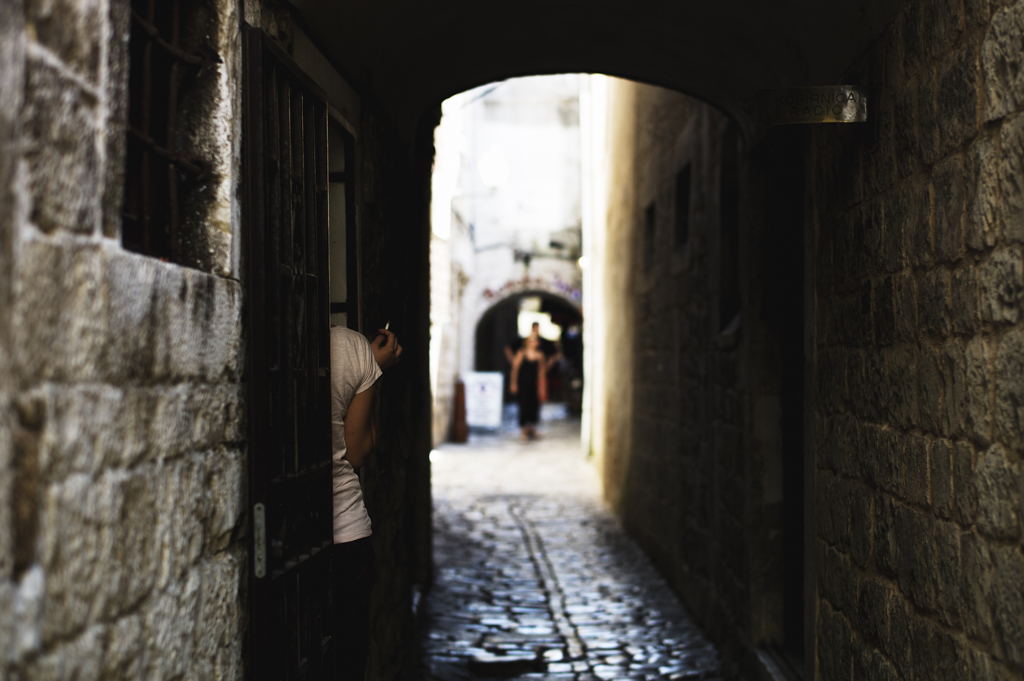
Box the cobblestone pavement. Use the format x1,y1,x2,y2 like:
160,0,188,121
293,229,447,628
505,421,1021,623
419,415,726,681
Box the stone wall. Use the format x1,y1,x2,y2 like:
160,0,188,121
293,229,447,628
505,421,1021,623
612,85,726,610
810,0,1024,678
353,89,436,681
0,0,435,676
595,79,638,513
0,0,23,669
595,2,1024,678
597,80,794,672
0,0,248,679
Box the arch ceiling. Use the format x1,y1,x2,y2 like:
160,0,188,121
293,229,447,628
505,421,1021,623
291,0,900,140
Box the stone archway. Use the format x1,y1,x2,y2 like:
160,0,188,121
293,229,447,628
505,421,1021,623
480,278,581,315
287,0,900,141
473,289,584,410
265,5,1022,681
465,284,581,378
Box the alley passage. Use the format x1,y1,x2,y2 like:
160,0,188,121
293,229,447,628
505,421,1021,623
420,418,726,681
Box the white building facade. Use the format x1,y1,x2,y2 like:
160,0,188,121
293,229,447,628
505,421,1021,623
430,75,584,443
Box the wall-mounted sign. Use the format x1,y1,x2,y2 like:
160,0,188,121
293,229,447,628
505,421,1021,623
746,86,868,125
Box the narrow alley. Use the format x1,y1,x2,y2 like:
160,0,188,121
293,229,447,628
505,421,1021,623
422,416,725,681
3,0,1024,680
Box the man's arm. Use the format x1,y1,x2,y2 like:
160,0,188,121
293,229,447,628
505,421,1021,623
371,329,403,370
344,385,376,471
345,329,399,471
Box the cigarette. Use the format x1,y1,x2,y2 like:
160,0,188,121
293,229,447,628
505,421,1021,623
384,321,390,331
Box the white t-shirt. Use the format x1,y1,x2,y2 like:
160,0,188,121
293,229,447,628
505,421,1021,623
330,326,382,543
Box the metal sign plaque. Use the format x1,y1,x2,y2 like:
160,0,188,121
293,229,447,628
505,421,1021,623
747,86,868,125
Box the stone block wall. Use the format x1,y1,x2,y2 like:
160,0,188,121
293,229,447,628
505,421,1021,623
599,2,1024,677
599,79,796,673
620,89,739,625
352,91,436,681
0,0,434,674
0,0,249,678
810,0,1024,678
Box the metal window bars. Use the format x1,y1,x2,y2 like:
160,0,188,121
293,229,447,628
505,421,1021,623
122,0,218,262
244,27,336,680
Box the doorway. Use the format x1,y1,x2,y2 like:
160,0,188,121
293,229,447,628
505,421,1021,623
754,125,807,677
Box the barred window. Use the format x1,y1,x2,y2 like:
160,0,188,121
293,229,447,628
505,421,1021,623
122,0,219,264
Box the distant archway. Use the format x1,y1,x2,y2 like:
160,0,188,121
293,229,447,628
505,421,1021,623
479,276,582,315
474,290,583,410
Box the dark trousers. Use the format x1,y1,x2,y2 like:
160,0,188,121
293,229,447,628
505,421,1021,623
332,536,376,681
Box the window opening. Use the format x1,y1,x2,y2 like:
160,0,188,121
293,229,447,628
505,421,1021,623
674,164,691,249
328,119,358,330
642,202,655,272
122,0,217,263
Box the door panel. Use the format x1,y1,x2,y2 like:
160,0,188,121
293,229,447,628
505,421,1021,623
243,26,334,681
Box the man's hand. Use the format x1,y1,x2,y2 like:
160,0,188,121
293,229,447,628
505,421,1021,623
371,329,403,370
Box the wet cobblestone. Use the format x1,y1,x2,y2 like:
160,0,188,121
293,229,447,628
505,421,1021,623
419,419,726,681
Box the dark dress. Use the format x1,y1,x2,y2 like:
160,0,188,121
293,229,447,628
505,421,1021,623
517,357,541,426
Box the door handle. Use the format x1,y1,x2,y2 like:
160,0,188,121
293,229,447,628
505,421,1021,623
254,503,267,579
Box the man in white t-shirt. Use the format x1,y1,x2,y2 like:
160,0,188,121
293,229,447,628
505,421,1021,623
331,324,402,680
